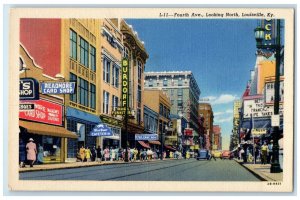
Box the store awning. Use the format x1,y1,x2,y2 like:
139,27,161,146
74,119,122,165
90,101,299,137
149,140,161,145
165,145,176,151
241,118,271,129
19,120,78,139
66,107,101,124
138,141,150,149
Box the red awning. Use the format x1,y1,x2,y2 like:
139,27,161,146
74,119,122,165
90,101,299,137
138,141,151,149
165,145,176,151
149,140,161,145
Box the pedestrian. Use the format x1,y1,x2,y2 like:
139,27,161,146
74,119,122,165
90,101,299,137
261,141,268,165
37,144,44,164
85,147,91,162
254,143,260,163
114,147,119,161
186,151,190,159
133,148,138,161
79,146,85,162
91,146,97,162
267,140,273,164
118,148,123,161
109,147,113,161
104,146,110,161
96,146,102,163
26,138,37,167
19,138,26,168
146,149,152,161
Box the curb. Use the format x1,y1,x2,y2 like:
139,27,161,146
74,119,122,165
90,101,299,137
19,159,170,173
233,159,267,181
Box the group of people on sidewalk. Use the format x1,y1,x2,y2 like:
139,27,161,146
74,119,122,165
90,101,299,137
238,140,274,164
76,146,184,162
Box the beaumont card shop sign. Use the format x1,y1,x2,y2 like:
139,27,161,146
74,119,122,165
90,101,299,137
19,99,63,126
41,82,76,94
19,78,39,100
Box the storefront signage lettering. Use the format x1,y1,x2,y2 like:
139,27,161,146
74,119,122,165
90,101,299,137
252,128,267,135
263,19,276,45
19,103,35,111
19,78,39,100
100,115,123,126
89,123,112,137
19,99,63,126
121,58,129,109
111,107,132,116
41,82,76,94
243,98,283,118
135,134,158,141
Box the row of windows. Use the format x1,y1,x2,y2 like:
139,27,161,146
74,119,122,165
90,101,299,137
103,57,120,88
70,29,96,72
144,113,158,133
102,90,119,114
159,103,170,119
147,79,184,87
69,73,96,109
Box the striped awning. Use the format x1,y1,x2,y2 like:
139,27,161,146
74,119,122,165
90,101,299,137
149,140,161,145
138,141,150,149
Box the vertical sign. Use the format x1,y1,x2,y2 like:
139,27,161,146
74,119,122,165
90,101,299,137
122,58,129,108
262,19,276,46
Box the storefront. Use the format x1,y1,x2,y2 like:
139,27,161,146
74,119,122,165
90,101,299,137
66,107,101,160
19,99,78,164
99,115,122,149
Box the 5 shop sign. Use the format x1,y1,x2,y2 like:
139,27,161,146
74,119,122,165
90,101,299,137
19,78,39,100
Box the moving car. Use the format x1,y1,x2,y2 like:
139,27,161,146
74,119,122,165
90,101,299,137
212,150,222,158
196,149,210,160
221,150,232,159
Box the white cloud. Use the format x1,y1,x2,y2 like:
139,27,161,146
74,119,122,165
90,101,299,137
214,116,233,123
225,109,233,114
201,94,238,105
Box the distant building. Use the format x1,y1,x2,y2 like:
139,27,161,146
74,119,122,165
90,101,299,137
213,125,222,150
198,103,214,150
144,71,201,152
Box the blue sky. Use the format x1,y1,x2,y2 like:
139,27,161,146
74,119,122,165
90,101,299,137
126,19,258,149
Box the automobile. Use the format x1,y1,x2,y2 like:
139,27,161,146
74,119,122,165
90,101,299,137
196,149,210,160
221,150,232,159
212,150,222,158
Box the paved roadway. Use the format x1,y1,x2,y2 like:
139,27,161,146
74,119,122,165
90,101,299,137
20,159,261,181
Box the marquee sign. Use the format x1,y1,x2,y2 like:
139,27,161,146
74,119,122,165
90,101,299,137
243,98,283,118
89,123,112,137
19,99,63,126
135,134,158,141
252,128,267,135
121,58,129,109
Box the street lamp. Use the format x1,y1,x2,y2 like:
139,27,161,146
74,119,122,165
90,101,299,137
254,20,282,173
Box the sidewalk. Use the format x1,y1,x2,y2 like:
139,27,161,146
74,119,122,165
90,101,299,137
19,159,166,173
234,159,283,181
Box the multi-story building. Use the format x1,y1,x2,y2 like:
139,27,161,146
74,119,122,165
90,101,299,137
20,19,103,161
19,44,78,164
144,89,171,150
230,100,241,151
198,103,214,150
115,19,149,148
144,71,201,152
213,125,222,150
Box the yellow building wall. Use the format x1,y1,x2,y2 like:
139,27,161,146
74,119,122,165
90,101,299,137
257,60,276,94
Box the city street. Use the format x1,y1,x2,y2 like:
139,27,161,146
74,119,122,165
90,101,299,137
20,159,261,181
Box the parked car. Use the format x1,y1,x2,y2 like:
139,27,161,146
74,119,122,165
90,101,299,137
196,149,210,160
221,150,232,159
212,150,222,158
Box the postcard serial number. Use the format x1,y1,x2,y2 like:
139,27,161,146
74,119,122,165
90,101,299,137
267,182,282,186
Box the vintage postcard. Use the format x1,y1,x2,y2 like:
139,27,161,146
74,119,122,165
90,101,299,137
8,8,294,192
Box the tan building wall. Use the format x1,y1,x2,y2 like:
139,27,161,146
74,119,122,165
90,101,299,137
257,60,275,94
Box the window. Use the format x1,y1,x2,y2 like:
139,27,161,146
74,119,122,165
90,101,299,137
70,29,77,60
103,57,111,83
137,85,142,103
178,99,183,107
90,45,96,72
112,95,119,110
144,114,148,130
138,60,142,81
148,79,153,87
171,89,174,96
159,103,163,115
137,108,141,125
163,79,168,86
178,88,183,96
103,91,110,114
112,64,119,88
79,37,89,67
70,73,77,103
178,78,183,86
90,84,96,109
124,47,129,59
171,100,174,105
79,78,89,107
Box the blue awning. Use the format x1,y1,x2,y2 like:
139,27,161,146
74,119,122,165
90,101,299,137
241,118,283,130
241,118,270,129
66,107,101,124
